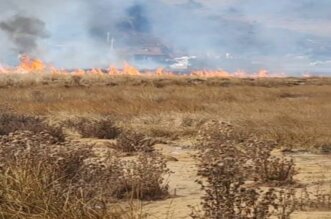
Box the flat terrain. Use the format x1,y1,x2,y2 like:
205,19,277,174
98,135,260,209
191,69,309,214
0,74,330,218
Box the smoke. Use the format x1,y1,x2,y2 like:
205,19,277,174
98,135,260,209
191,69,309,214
0,0,330,74
0,15,48,55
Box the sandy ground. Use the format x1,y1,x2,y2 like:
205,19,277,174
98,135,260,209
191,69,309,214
290,152,331,219
144,144,200,219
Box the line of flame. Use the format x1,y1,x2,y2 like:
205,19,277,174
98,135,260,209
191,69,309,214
0,55,289,78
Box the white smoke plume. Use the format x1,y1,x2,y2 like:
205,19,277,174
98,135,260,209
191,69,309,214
0,0,330,74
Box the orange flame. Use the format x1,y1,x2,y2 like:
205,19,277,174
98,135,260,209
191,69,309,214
122,63,140,75
18,55,45,73
0,65,9,74
0,56,290,78
108,66,120,75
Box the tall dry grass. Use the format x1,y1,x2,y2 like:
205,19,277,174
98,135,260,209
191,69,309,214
0,75,330,151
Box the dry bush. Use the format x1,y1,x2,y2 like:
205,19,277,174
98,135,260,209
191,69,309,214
0,130,170,218
0,131,107,219
115,153,170,200
79,152,170,201
124,113,210,141
0,113,65,142
296,186,331,211
116,130,155,153
191,121,296,218
253,156,296,186
0,162,111,219
197,122,296,186
192,148,296,219
65,117,121,139
244,138,297,186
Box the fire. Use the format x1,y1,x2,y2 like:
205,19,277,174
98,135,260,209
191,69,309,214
18,55,45,73
188,69,277,78
0,55,289,78
0,65,8,74
122,63,140,75
190,70,231,78
108,66,120,75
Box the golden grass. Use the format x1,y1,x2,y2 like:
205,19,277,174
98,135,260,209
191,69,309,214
0,74,330,151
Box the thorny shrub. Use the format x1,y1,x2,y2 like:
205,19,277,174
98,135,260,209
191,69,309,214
65,117,121,139
191,121,297,219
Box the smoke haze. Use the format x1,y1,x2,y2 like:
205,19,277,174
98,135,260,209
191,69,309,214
0,0,330,74
0,15,48,55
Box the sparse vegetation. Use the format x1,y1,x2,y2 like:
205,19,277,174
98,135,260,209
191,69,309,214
295,185,331,211
65,117,121,139
0,113,65,142
0,128,170,218
116,130,155,153
0,75,330,218
192,121,297,218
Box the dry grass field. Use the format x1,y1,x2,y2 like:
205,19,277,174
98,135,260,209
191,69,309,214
0,74,331,218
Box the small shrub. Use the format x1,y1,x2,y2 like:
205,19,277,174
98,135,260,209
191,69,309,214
115,152,170,200
0,130,170,219
116,130,155,153
245,138,297,186
297,187,331,211
253,156,296,186
192,121,296,219
66,117,121,139
0,131,109,219
198,121,296,186
193,142,296,219
0,113,65,142
320,144,331,154
0,161,112,219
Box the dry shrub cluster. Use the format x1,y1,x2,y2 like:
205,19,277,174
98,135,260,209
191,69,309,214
296,186,331,211
78,151,170,201
65,117,121,139
116,130,156,153
114,153,170,200
244,138,296,186
197,122,296,186
0,131,101,219
0,113,65,142
0,129,170,218
191,121,297,219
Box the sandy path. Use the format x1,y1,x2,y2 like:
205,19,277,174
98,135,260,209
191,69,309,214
144,144,201,219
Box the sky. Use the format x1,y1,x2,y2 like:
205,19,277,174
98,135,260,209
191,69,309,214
0,0,330,74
